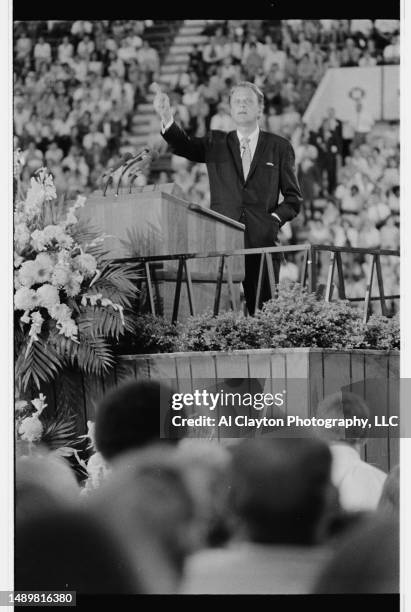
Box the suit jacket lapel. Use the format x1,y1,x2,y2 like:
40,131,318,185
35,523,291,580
227,131,244,181
245,131,269,184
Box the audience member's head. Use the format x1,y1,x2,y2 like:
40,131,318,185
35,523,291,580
176,439,233,547
314,516,399,593
16,453,80,524
94,379,186,461
87,444,198,593
16,508,140,593
228,437,333,545
315,391,370,446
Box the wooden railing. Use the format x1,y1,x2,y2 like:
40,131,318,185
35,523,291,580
110,244,399,323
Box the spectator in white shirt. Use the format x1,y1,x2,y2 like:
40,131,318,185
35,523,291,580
359,50,377,67
77,34,95,60
71,20,93,38
57,36,74,64
263,41,286,74
202,36,225,65
383,35,400,64
45,141,64,165
117,38,138,64
34,37,52,70
15,34,32,62
82,123,107,150
350,101,374,147
136,41,160,78
315,391,387,513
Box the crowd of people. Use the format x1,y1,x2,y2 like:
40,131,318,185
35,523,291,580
14,20,160,198
16,379,399,595
13,19,400,309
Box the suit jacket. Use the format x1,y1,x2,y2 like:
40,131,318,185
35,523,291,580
162,122,303,249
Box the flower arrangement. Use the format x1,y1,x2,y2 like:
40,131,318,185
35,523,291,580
14,168,140,464
14,168,139,393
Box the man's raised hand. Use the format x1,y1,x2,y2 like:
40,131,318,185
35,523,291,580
151,82,172,125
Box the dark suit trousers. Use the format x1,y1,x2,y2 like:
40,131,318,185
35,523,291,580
240,209,281,316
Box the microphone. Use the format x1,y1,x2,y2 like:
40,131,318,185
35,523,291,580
116,147,160,195
102,152,134,196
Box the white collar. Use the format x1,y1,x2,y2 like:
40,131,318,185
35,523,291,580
236,125,260,145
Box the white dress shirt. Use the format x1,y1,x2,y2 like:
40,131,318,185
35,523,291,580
236,125,260,159
330,443,386,512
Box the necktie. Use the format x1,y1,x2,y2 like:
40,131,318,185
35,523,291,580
240,137,252,180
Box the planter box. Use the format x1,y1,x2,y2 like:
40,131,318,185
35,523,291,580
70,347,399,474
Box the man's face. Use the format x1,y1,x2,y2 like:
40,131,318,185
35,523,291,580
230,87,261,127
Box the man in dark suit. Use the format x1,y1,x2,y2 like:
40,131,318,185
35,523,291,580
153,81,303,314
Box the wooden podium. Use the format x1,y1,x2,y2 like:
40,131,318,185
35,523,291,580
80,184,245,319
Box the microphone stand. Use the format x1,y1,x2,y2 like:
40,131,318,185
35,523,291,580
116,150,151,196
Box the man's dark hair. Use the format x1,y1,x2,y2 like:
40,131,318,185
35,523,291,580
95,379,186,461
228,437,332,545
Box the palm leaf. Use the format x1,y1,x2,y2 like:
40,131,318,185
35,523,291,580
81,306,126,340
88,266,140,309
120,224,163,257
49,331,80,367
71,217,104,246
75,336,115,375
41,413,81,450
54,368,86,416
15,338,64,391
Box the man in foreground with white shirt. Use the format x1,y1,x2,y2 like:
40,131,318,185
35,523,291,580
315,391,387,512
153,81,303,314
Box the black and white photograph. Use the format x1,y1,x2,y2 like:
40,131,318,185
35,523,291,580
2,2,409,608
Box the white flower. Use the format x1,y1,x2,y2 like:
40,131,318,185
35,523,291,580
73,253,97,277
18,414,43,443
20,310,31,324
86,420,96,448
30,229,47,252
28,311,44,344
56,317,78,340
36,284,60,310
64,270,83,297
86,451,110,488
43,173,57,201
15,400,28,413
14,223,31,252
31,393,47,415
74,195,86,209
14,253,24,269
31,225,74,251
51,263,71,287
64,211,78,226
24,179,45,219
14,287,38,311
18,260,39,288
34,252,54,282
19,254,54,286
50,302,71,322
